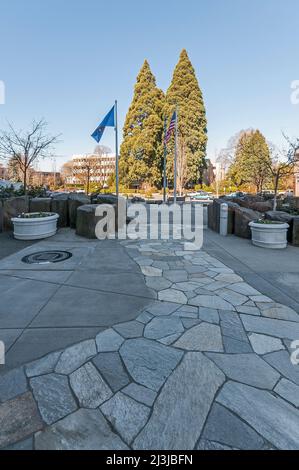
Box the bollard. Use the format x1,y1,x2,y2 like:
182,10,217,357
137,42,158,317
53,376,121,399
220,203,228,236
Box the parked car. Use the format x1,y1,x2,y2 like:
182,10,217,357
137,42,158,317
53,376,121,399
227,191,246,198
258,190,275,196
190,191,213,201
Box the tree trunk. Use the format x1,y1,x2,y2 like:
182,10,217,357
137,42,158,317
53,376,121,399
23,166,27,195
273,173,279,211
86,168,90,195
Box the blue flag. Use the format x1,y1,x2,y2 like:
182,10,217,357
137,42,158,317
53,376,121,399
91,105,115,143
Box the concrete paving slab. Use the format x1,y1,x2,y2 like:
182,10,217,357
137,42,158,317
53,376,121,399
0,243,95,271
4,327,104,369
66,271,155,298
30,285,152,328
0,278,59,328
0,270,72,284
204,230,299,313
0,329,22,351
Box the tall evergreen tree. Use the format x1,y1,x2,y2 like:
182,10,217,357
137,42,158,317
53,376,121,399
120,60,164,188
228,129,272,192
165,49,208,187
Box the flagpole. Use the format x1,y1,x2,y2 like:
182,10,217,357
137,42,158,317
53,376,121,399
174,105,178,204
114,100,119,198
163,117,167,203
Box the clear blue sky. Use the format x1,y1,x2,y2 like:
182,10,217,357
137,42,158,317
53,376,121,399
0,0,299,171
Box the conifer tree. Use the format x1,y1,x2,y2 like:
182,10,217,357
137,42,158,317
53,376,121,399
228,129,272,192
120,61,164,188
165,49,208,187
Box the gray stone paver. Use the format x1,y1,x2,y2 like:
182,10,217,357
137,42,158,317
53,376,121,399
207,353,280,389
100,392,150,444
26,352,61,378
144,316,184,340
217,381,299,450
95,328,124,352
174,323,223,352
198,307,219,324
114,321,144,339
120,338,183,391
263,350,299,385
274,378,299,407
249,333,284,355
133,352,225,450
0,367,28,402
1,237,299,450
55,340,97,375
92,352,130,392
122,383,157,407
0,392,43,448
30,373,77,424
202,403,265,450
69,362,112,408
35,409,128,450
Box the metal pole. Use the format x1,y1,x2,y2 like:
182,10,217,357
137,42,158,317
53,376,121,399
163,117,167,203
174,106,178,204
115,100,119,198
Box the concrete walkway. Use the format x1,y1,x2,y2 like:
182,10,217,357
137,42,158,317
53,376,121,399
1,231,299,450
204,230,299,313
0,230,154,369
0,232,38,261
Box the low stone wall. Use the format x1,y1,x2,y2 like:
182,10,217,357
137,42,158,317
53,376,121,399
234,207,261,239
208,199,262,240
0,194,129,238
0,194,91,233
208,198,299,245
265,211,299,246
2,196,30,231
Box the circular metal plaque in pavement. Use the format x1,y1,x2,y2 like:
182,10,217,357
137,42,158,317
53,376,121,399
22,250,73,265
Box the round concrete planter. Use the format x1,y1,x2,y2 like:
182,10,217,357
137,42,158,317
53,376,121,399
11,212,59,240
249,220,289,249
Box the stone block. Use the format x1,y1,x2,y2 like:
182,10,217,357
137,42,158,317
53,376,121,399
292,216,299,246
68,193,90,229
92,193,119,205
3,197,30,231
227,202,239,234
76,204,117,239
0,200,3,233
234,207,261,239
51,194,69,227
265,211,294,242
207,202,215,231
29,198,52,213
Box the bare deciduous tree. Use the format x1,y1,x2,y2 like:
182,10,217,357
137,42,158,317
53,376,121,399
268,135,299,211
72,155,103,194
94,145,112,156
61,160,74,186
0,119,60,193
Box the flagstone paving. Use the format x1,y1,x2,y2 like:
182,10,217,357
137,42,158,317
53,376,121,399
1,237,299,449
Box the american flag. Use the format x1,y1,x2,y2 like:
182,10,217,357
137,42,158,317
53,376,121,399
165,111,177,144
